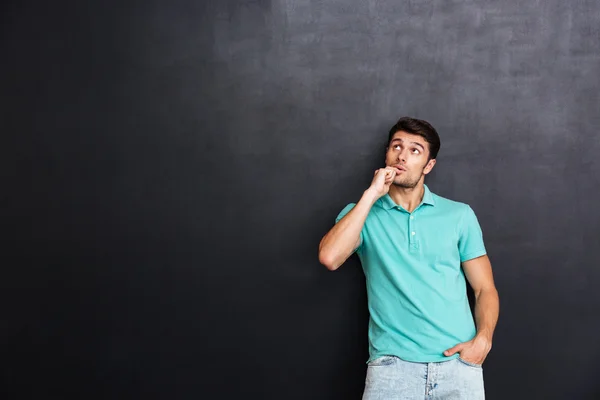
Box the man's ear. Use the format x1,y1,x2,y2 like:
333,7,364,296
423,158,436,175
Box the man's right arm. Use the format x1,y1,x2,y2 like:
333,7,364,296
318,167,396,271
318,189,379,271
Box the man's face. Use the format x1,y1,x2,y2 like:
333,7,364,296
385,131,436,189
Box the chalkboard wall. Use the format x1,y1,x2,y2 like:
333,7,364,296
2,0,600,399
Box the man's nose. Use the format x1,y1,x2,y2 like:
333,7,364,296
397,149,407,162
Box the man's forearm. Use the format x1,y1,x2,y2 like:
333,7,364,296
318,189,379,270
474,287,499,342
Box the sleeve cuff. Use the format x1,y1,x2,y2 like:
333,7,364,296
460,249,487,263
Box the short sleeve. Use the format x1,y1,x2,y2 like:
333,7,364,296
335,203,364,252
458,205,487,262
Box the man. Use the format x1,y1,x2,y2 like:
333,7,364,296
318,117,499,400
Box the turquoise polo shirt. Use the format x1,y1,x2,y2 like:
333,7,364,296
335,184,487,363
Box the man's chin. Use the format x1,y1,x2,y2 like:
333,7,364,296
392,179,418,189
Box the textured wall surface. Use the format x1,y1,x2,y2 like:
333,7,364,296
2,0,600,398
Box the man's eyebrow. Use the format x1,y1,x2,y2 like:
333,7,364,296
391,138,425,149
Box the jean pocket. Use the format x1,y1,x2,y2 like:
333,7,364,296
457,357,483,369
368,356,396,367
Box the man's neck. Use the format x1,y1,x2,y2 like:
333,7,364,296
388,182,425,213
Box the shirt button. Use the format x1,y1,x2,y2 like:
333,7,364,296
410,216,414,220
411,231,416,236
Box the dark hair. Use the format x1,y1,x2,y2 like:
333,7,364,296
387,117,441,160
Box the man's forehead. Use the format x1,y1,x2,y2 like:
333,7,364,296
390,131,427,145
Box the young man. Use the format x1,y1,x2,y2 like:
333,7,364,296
318,117,499,400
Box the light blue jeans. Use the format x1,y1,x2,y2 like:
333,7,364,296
362,355,485,400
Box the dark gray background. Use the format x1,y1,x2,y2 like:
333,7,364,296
2,0,600,399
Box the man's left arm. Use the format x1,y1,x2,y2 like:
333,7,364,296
444,254,500,365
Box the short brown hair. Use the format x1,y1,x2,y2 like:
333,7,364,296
387,117,441,160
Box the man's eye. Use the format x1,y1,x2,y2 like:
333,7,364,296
394,145,401,150
412,148,420,154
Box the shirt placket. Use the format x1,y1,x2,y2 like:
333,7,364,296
408,211,419,252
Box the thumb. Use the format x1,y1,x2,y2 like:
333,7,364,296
444,343,464,356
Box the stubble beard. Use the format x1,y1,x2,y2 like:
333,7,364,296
392,168,424,189
392,177,419,189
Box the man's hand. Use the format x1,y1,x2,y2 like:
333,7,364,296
368,167,396,199
444,334,492,365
